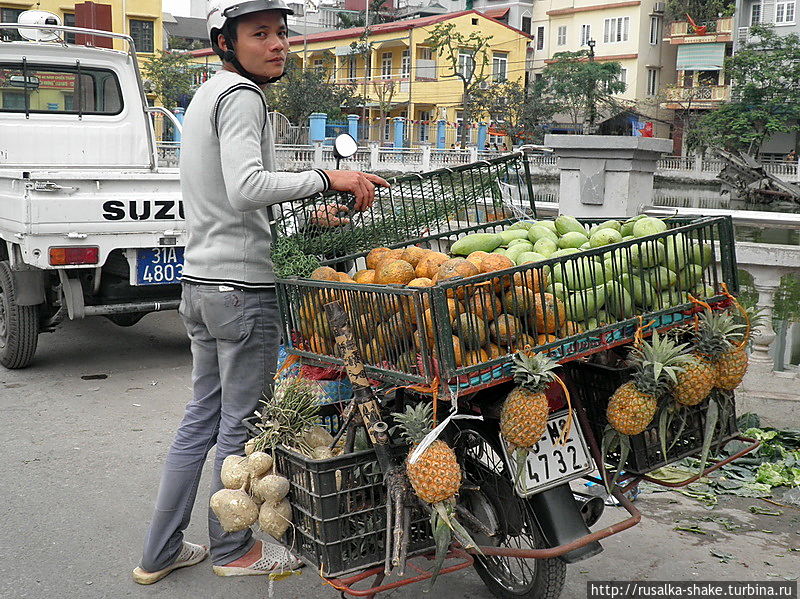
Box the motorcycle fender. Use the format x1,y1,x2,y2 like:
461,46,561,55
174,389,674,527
528,483,603,564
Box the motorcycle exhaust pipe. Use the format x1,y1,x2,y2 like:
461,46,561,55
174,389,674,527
572,491,605,528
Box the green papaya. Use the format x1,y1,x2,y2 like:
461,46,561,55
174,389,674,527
451,233,503,255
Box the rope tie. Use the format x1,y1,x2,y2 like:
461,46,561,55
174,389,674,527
686,293,712,332
633,316,656,347
720,282,751,349
553,375,573,446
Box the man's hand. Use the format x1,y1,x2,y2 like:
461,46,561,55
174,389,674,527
308,204,351,228
323,170,390,211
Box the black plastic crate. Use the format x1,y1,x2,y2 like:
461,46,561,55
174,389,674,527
244,404,433,578
565,359,738,475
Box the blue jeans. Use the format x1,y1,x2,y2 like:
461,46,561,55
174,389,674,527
140,283,281,571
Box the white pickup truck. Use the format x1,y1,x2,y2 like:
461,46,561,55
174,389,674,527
0,14,185,368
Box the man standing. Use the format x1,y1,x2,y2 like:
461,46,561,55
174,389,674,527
133,0,388,584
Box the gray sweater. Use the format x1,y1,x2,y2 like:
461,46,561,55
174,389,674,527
179,70,329,288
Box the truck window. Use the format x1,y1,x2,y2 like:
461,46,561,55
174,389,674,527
0,63,122,115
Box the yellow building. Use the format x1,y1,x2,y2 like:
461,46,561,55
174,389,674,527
0,0,163,56
289,10,532,146
530,0,677,138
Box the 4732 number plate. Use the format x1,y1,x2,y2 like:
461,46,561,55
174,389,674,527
502,410,595,497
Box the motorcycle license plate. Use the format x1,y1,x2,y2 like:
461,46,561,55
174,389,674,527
135,247,184,285
502,410,594,497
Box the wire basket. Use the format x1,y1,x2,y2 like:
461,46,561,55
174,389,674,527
564,359,739,474
274,214,738,392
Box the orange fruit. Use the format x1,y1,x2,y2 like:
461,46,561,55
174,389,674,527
466,251,490,268
513,269,547,292
400,246,430,268
415,252,449,279
485,343,504,359
366,248,391,270
353,269,376,284
533,293,566,334
375,260,416,285
464,287,502,321
536,334,559,345
310,266,340,281
463,348,489,366
479,254,515,274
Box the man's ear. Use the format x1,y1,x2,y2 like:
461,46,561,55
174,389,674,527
218,33,229,52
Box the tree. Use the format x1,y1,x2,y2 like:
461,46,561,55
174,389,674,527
263,56,362,125
471,79,558,144
372,79,396,144
687,25,800,155
337,0,393,28
426,22,493,148
541,51,626,133
665,0,735,22
140,50,195,109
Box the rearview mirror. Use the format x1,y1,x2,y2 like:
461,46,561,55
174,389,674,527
332,133,358,160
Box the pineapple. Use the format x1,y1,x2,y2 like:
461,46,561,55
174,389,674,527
693,309,748,391
392,402,478,583
393,402,461,503
500,352,559,451
672,355,716,406
607,332,691,435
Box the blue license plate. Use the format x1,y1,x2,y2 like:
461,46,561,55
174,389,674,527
136,247,184,285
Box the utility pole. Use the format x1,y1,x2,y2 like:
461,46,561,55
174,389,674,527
587,38,596,135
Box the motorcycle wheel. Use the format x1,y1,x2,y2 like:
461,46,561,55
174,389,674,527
453,421,566,599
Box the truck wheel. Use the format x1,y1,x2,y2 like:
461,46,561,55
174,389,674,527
0,261,39,369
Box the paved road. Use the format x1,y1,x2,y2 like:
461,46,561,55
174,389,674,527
1,312,797,599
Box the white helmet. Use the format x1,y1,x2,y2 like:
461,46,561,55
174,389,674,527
206,0,294,42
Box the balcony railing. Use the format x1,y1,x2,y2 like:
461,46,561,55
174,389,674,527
415,58,437,80
664,85,731,102
669,16,734,37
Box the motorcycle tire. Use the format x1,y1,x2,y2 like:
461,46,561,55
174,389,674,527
453,420,566,599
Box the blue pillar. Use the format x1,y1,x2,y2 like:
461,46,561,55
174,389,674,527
309,112,327,143
436,119,446,149
171,107,184,143
393,117,405,149
477,122,487,151
347,114,360,142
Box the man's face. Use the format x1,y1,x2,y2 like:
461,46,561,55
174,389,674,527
219,10,289,80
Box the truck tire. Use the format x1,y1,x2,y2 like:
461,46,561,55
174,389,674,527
0,261,39,369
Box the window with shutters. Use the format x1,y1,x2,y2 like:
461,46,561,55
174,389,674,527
521,16,531,35
646,68,658,96
614,68,627,92
401,49,410,78
1,8,24,41
63,12,76,44
776,1,796,23
580,24,591,46
603,16,630,43
536,26,545,50
381,52,392,79
649,15,661,44
458,50,475,79
751,2,761,24
557,26,567,45
419,110,431,142
492,53,508,82
130,19,154,53
348,56,357,81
